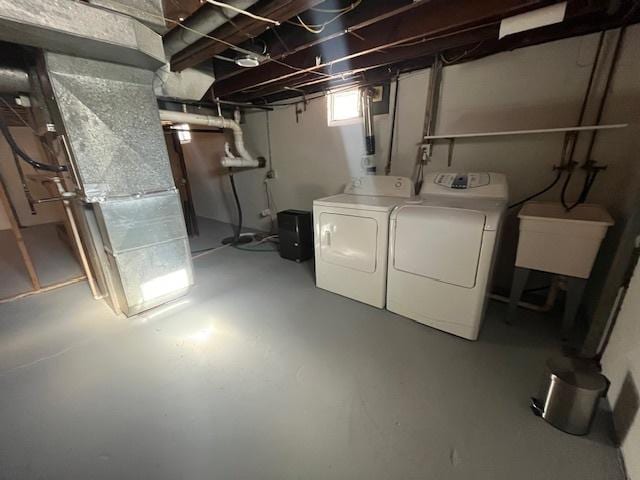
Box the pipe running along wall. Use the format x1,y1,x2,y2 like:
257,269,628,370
158,109,263,168
361,87,376,174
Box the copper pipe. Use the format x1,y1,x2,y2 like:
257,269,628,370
50,177,101,300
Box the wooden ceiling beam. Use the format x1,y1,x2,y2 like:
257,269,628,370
231,24,500,101
210,0,416,82
170,0,326,71
254,6,633,104
212,0,557,97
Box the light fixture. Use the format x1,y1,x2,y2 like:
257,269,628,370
235,53,260,68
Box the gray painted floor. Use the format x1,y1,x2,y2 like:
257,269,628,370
0,219,624,479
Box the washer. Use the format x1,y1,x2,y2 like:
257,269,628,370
313,176,415,308
387,172,508,340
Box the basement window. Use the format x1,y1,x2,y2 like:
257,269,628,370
327,88,361,126
171,123,192,144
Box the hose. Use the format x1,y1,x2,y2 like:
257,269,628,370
0,115,67,173
221,171,252,245
230,172,242,242
508,169,562,210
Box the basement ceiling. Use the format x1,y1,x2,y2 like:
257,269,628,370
166,0,639,104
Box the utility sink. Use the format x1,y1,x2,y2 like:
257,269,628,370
515,202,614,278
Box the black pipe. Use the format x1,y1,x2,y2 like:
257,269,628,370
221,171,252,245
0,115,67,172
385,76,400,176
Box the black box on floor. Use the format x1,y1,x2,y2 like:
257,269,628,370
277,210,313,262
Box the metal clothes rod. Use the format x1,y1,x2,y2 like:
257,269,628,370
423,123,628,140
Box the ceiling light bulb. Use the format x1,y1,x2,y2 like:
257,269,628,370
235,53,260,68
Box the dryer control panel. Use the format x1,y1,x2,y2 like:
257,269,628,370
344,176,414,198
422,172,508,200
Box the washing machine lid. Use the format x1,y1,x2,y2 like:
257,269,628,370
392,205,486,288
314,194,408,212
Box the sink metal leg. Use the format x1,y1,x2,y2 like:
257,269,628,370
507,267,531,325
562,276,587,339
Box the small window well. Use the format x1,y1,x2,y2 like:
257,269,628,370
327,88,361,126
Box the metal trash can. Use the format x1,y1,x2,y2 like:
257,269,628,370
530,356,609,435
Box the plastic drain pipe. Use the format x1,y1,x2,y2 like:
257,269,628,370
158,110,264,168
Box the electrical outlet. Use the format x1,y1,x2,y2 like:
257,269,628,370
266,169,277,179
260,208,272,218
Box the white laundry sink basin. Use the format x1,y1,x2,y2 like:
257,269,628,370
515,202,614,278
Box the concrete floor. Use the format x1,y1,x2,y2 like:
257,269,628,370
0,218,625,479
0,223,82,298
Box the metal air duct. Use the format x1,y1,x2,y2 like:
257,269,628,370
163,0,259,60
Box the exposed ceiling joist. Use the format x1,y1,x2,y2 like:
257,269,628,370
212,0,558,97
259,6,633,104
170,0,326,71
209,0,417,80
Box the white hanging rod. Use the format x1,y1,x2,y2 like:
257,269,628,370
423,123,628,140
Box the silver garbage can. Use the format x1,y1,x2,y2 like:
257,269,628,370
530,356,609,435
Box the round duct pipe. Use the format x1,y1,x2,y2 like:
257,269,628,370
0,66,30,94
163,0,259,59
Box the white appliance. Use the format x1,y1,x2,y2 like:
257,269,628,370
387,172,508,340
313,176,415,308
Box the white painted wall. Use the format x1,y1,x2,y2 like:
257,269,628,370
602,257,640,479
212,29,639,227
184,28,639,290
0,127,65,230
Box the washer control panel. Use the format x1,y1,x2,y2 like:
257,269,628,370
421,172,508,200
344,176,414,198
434,172,490,189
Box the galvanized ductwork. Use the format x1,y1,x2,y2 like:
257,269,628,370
0,0,165,70
162,0,259,59
44,52,193,316
0,66,30,94
0,0,194,316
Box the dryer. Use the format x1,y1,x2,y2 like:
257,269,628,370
313,176,415,308
387,172,508,340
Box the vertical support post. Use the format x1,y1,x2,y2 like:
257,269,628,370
507,267,531,325
0,176,40,290
422,54,443,157
563,276,588,339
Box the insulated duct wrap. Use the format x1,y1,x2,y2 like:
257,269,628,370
45,52,193,315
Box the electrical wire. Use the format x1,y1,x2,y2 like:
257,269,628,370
0,114,67,172
112,2,333,80
440,42,484,65
204,0,280,25
233,234,279,252
289,0,362,34
311,2,358,13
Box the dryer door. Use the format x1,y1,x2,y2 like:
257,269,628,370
319,212,378,273
393,206,486,288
